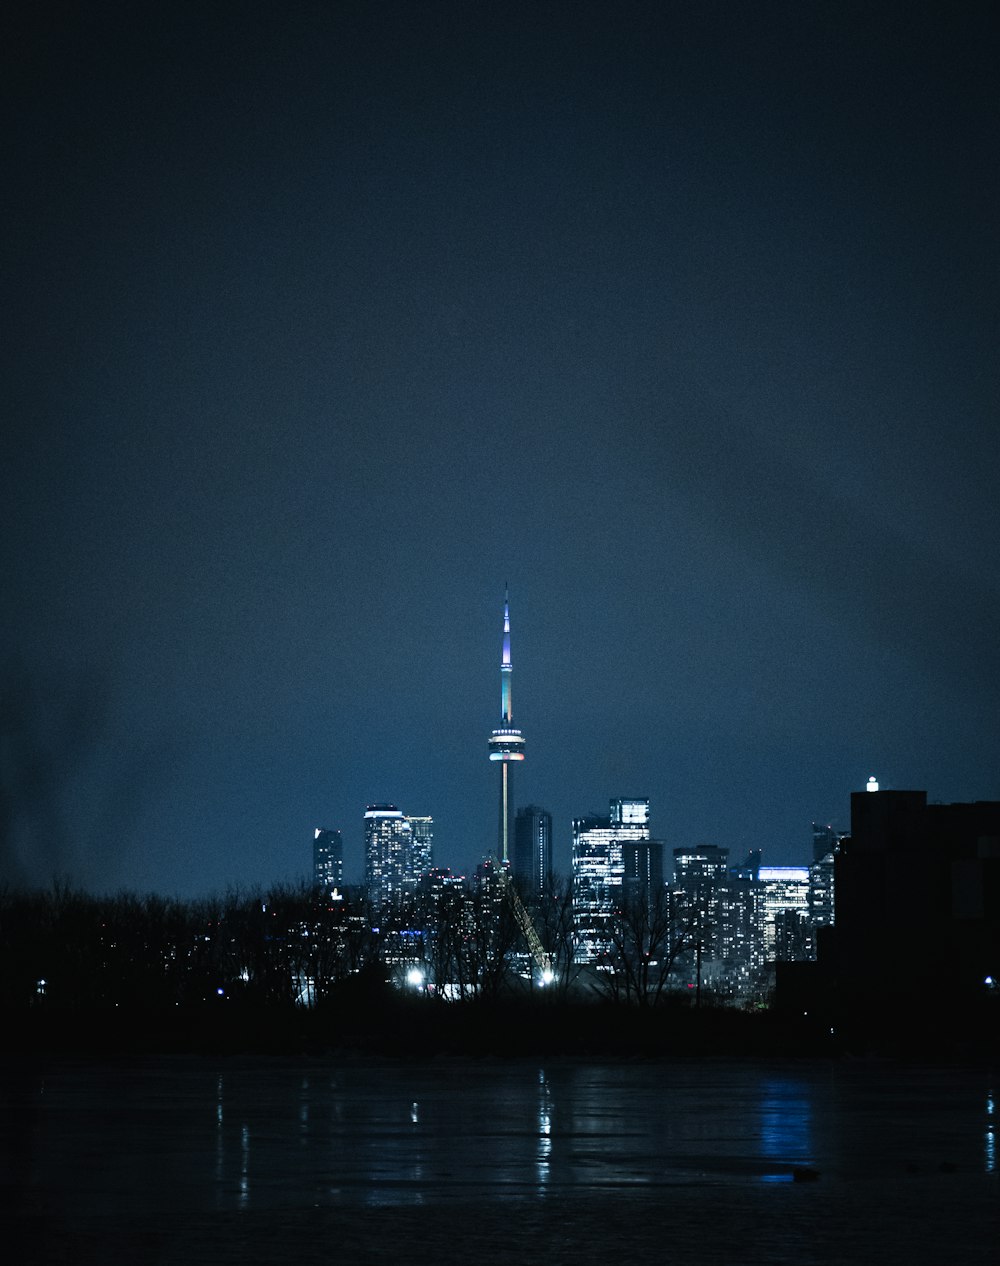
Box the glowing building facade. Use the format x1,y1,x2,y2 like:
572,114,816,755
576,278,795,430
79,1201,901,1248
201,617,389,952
364,805,414,907
758,866,814,962
313,828,343,891
572,798,651,962
808,822,842,929
668,844,758,989
408,815,434,880
487,589,524,862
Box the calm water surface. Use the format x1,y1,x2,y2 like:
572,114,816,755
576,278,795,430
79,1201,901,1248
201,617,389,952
3,1057,997,1263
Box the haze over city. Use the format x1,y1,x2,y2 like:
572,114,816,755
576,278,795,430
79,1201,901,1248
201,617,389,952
3,1,998,896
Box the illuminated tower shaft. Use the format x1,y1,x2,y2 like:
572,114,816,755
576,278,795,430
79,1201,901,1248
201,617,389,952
487,588,524,862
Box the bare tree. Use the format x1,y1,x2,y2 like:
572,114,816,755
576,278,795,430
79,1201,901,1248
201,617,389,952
530,873,580,998
593,887,692,1007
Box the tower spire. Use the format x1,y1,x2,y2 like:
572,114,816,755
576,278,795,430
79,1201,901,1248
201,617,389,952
488,586,524,863
501,583,512,722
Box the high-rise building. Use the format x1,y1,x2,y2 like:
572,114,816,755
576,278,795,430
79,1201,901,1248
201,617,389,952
364,805,414,907
809,855,836,929
572,798,652,962
808,821,842,929
408,815,434,881
313,828,343,891
673,844,729,887
513,805,551,898
669,845,747,985
418,866,466,902
758,866,814,962
612,798,650,828
622,838,664,904
487,588,524,862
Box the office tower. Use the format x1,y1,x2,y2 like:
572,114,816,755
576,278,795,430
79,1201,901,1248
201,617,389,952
408,815,434,880
417,867,470,977
808,821,842,929
622,838,664,905
723,871,761,987
313,828,343,891
673,844,729,887
418,866,466,904
612,798,650,828
487,588,524,862
572,798,651,962
670,844,741,984
758,866,814,962
364,804,414,907
809,855,836,928
513,805,552,898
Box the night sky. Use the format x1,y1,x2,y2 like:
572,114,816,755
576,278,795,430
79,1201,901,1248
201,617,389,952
3,1,998,895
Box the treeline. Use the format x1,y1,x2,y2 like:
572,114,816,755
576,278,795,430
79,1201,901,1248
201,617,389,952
0,881,847,1057
0,878,708,1011
1,881,391,1012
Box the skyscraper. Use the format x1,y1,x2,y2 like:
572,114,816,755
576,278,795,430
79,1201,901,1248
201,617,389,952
808,821,841,929
364,805,414,907
572,798,652,962
670,844,741,983
407,815,434,880
622,837,664,903
313,827,343,891
487,587,524,862
758,867,814,962
513,805,551,898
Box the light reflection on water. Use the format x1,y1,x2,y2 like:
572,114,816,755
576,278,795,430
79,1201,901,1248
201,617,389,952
8,1059,998,1217
537,1067,552,1189
757,1077,814,1182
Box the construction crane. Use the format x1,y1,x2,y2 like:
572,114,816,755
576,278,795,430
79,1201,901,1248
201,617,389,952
496,863,554,984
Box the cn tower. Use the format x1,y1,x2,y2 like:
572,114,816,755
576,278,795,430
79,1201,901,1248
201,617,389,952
487,586,524,862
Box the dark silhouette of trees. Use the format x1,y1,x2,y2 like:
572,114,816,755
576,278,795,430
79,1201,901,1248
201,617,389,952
528,873,579,998
589,887,691,1006
1,871,705,1034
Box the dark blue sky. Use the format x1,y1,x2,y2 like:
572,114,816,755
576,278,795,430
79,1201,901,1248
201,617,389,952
3,1,998,894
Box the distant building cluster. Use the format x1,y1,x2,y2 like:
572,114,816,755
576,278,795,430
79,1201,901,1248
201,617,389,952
311,797,841,1001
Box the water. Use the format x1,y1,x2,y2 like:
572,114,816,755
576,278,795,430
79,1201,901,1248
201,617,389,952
3,1057,997,1263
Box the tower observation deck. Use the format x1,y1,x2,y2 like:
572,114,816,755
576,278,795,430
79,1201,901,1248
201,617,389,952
487,587,524,862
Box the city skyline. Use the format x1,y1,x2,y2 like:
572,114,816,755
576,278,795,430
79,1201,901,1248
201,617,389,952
3,4,998,896
300,598,888,892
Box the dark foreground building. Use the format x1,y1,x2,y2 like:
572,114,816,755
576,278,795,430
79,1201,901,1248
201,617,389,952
820,789,1000,1036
